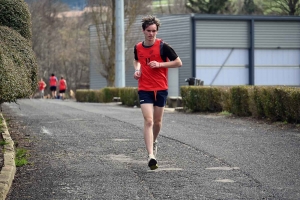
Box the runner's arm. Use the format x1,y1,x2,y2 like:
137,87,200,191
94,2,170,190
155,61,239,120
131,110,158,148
150,43,182,68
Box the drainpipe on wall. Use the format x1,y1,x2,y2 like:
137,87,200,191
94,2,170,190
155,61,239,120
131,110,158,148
191,13,196,78
249,19,255,85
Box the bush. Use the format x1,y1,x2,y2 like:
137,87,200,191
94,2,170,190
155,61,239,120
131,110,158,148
288,88,300,123
0,0,32,40
248,86,265,119
181,86,222,112
0,26,38,103
230,86,251,117
75,89,102,102
119,87,139,107
102,87,120,103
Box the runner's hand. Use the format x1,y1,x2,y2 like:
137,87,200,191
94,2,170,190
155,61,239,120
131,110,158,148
134,70,141,80
148,61,160,68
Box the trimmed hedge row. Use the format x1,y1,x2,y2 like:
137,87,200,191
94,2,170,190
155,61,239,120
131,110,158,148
0,0,37,103
75,87,139,107
181,86,300,123
75,86,300,124
180,86,224,112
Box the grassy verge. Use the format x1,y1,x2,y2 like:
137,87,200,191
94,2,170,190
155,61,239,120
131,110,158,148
15,148,28,167
0,140,9,146
1,114,30,167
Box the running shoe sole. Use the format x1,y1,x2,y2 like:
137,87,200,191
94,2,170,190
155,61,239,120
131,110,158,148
148,158,158,170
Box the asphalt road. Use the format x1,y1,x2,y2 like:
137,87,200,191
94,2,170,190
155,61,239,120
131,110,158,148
2,99,300,200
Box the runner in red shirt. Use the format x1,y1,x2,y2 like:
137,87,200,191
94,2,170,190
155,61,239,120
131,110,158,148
59,76,67,100
133,15,182,170
38,78,47,99
49,73,58,99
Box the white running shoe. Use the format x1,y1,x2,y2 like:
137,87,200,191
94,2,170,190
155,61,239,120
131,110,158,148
148,154,158,170
153,140,158,157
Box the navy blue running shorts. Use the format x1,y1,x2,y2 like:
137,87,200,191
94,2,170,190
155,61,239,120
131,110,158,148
138,90,168,107
50,86,57,91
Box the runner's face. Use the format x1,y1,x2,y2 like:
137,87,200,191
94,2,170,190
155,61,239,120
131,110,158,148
143,24,158,43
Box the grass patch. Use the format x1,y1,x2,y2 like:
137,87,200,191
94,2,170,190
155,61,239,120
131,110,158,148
0,140,9,146
219,111,232,116
0,117,3,133
15,148,28,167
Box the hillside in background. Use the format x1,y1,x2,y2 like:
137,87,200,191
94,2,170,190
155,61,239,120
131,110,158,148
25,0,86,10
60,0,86,10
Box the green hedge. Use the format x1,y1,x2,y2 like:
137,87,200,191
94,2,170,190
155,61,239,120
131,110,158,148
119,87,139,107
75,87,138,107
75,86,300,124
102,87,120,103
250,86,300,123
0,0,32,40
0,0,37,103
75,90,103,102
0,26,37,103
181,85,300,123
230,86,251,116
181,86,223,112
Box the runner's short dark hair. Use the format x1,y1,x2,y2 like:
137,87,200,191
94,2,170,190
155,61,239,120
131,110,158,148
141,15,161,31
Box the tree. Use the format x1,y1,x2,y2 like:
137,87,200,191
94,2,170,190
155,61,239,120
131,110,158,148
28,0,90,93
242,0,258,14
226,0,263,15
186,0,230,14
263,0,300,15
152,0,190,14
86,0,152,87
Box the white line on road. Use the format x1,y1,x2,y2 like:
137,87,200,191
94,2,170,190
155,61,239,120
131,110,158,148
205,166,240,170
41,126,52,135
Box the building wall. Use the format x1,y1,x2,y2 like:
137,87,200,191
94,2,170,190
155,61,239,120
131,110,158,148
254,21,300,86
193,16,300,86
89,15,300,96
195,20,249,85
89,25,107,89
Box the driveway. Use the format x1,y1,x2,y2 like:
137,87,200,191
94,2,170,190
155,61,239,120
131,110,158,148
2,99,300,200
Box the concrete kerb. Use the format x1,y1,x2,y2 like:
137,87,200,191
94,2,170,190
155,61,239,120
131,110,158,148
0,113,16,200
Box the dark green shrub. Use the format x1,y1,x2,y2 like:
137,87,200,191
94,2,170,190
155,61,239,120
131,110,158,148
275,87,300,123
0,26,37,103
0,26,38,91
260,87,277,121
75,89,102,102
0,0,32,40
0,50,27,102
102,87,120,103
181,86,222,112
181,86,202,112
288,88,300,123
119,87,139,107
218,87,231,112
249,86,265,118
273,87,288,122
230,86,251,116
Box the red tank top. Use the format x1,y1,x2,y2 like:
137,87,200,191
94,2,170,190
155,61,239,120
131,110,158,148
39,81,45,90
59,79,66,90
136,38,168,91
49,76,57,86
